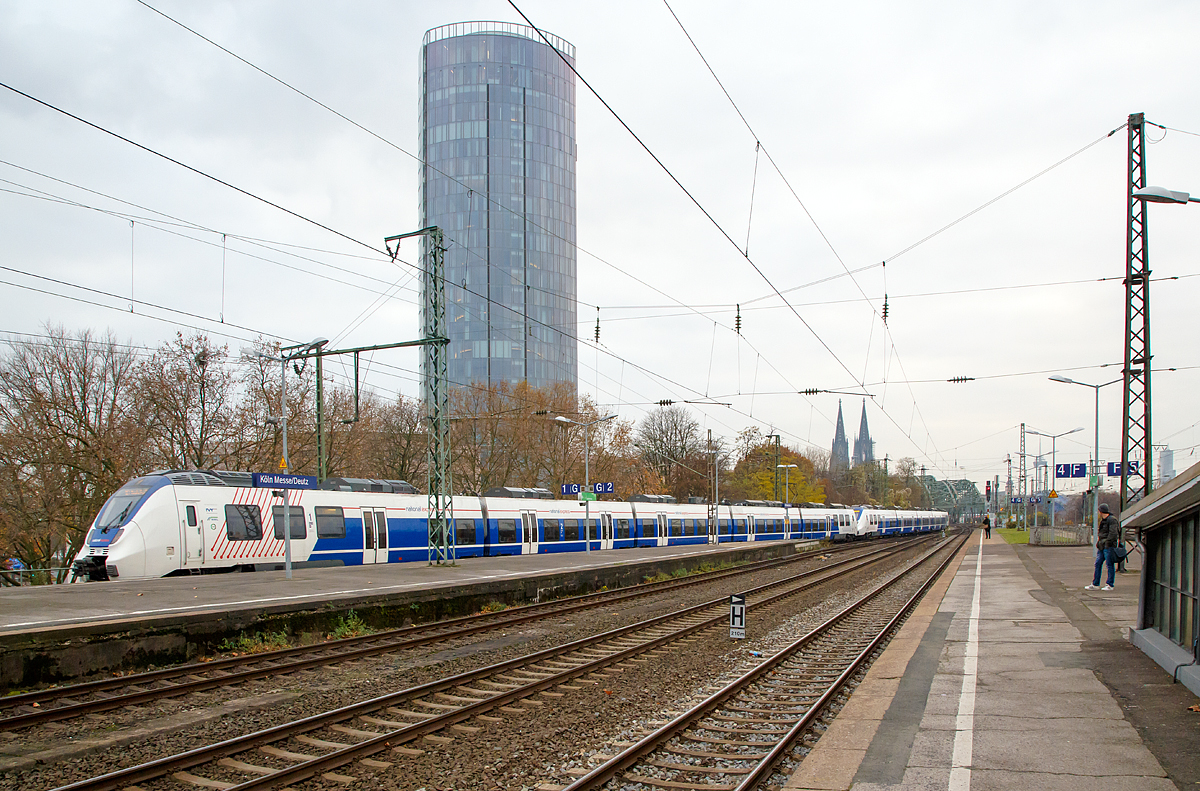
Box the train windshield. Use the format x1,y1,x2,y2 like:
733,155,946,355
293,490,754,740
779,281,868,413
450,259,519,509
93,478,159,532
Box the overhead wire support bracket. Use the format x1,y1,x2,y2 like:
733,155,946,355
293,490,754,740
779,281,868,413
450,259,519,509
376,226,454,564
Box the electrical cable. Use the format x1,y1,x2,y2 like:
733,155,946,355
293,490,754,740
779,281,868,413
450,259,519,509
121,3,852,453
507,0,870,396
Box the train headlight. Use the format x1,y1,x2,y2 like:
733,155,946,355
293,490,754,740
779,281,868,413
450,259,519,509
106,527,125,546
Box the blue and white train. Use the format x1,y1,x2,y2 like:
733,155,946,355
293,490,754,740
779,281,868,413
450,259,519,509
71,470,949,581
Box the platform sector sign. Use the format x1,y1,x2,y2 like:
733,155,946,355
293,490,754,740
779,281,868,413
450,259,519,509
1056,464,1090,479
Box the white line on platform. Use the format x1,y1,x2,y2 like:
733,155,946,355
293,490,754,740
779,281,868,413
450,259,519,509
949,532,984,791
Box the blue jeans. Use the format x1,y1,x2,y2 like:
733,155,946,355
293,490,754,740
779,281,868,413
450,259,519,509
1092,547,1117,587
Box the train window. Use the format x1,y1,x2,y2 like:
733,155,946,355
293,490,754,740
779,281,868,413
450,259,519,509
736,519,747,534
669,519,682,536
225,504,263,541
616,518,630,539
455,519,475,546
315,506,346,539
497,519,517,543
683,519,694,535
719,519,730,533
563,519,579,541
186,506,197,527
542,518,560,542
271,506,307,540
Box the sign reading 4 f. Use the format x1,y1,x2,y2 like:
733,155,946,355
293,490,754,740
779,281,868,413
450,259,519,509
729,593,746,639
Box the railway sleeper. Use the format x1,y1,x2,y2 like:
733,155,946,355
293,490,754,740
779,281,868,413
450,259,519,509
623,771,736,790
665,746,768,760
646,760,753,774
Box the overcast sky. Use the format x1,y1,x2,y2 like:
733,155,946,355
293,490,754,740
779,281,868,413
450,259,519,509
2,0,1198,499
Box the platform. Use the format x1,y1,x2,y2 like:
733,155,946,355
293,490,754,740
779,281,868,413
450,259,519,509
0,538,808,689
787,531,1200,790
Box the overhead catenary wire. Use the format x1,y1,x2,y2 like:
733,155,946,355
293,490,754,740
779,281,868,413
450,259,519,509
506,0,871,397
116,4,856,457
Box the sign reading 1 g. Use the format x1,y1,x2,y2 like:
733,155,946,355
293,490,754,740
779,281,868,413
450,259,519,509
560,482,615,496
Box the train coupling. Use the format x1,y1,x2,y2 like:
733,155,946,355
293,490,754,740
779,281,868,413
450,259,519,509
71,555,118,582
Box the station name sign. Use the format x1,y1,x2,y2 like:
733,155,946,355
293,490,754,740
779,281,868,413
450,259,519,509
253,472,318,489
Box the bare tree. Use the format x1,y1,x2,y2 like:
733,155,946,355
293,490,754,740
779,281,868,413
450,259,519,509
636,405,703,482
0,327,149,581
137,333,243,470
360,392,426,485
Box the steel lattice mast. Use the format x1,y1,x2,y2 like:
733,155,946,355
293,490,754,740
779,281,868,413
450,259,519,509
1121,112,1151,512
386,226,453,565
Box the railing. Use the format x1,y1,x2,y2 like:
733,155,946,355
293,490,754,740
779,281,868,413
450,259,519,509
0,567,73,586
422,20,576,59
1029,526,1092,546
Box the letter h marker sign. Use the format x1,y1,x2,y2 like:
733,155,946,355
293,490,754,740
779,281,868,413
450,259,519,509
729,593,746,639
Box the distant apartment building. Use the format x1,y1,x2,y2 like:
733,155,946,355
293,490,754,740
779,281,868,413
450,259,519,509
419,21,578,390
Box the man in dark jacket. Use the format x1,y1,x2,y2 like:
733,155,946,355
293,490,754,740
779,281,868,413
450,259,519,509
1085,503,1119,591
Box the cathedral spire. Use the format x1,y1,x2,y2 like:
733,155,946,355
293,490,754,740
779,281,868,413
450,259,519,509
831,399,849,472
853,398,874,467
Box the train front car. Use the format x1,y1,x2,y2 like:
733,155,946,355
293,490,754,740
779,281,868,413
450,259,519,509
71,475,180,581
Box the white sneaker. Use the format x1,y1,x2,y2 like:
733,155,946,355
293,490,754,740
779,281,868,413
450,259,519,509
1084,585,1098,590
1102,585,1114,591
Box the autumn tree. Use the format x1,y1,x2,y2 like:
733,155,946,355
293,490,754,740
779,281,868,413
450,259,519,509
0,327,151,581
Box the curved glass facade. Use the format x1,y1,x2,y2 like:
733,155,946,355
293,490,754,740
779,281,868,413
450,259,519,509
420,21,578,391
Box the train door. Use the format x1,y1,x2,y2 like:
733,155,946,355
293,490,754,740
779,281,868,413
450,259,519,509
521,511,539,554
656,513,668,547
747,515,757,541
179,499,203,568
361,509,384,564
374,510,388,562
600,513,614,550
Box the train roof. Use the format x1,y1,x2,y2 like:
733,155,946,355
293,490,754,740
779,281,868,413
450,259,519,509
481,486,555,500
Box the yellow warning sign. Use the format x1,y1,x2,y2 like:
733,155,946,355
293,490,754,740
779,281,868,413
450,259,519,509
279,456,288,470
1048,490,1058,498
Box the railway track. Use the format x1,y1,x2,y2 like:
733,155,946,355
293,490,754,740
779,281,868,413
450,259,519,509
47,536,933,791
557,532,967,791
1,539,898,731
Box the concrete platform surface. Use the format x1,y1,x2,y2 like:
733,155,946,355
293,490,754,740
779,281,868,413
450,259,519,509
787,531,1200,791
0,539,802,637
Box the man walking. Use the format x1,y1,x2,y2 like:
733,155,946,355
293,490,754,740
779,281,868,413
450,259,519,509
981,513,991,539
1085,503,1119,591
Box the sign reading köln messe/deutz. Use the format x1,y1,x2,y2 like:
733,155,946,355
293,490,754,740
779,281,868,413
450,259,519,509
253,472,318,489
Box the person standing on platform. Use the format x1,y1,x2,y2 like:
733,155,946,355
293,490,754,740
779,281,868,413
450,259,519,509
1086,503,1119,591
982,513,991,539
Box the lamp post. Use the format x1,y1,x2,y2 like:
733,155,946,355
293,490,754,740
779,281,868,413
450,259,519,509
1050,376,1120,541
776,464,798,504
1026,427,1084,527
1127,185,1196,510
554,413,616,553
777,463,798,535
256,338,328,579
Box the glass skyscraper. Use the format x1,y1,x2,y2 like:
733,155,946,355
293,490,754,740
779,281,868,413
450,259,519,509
420,21,578,391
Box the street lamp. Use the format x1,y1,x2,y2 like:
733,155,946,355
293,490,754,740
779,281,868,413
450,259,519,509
776,464,798,504
255,338,328,579
1049,376,1120,541
1127,184,1196,510
1132,186,1200,204
554,413,617,553
1026,426,1084,527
